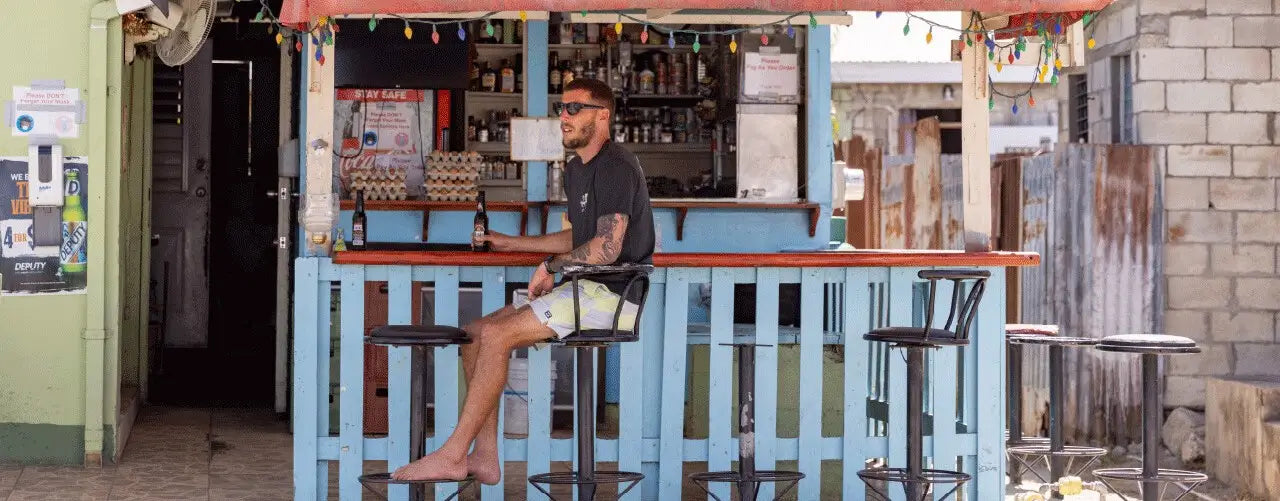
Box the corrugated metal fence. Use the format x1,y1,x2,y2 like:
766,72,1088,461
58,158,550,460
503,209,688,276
1015,144,1161,444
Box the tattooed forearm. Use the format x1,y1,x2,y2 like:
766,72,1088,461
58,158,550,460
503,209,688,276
546,214,629,272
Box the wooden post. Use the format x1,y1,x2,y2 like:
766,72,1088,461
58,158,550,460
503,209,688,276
302,29,336,256
961,11,993,252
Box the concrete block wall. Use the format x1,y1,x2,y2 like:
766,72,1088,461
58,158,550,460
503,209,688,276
1084,0,1280,409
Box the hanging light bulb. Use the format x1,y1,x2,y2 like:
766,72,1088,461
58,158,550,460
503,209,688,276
1012,102,1019,114
275,32,284,45
693,34,700,53
318,16,328,26
988,50,994,60
988,95,994,110
311,33,319,45
431,25,440,44
404,21,413,40
809,12,817,29
330,22,339,33
1008,53,1014,64
295,38,303,52
668,33,676,48
761,32,769,45
903,19,910,36
1028,95,1036,107
1088,37,1097,49
1014,49,1021,60
786,20,795,39
965,35,973,47
615,16,623,37
996,61,1003,72
368,15,377,32
1055,58,1063,70
457,22,466,41
875,11,882,18
580,10,587,18
925,27,933,44
254,8,265,22
730,36,738,53
640,26,649,44
485,20,494,37
1051,74,1059,85
519,11,527,22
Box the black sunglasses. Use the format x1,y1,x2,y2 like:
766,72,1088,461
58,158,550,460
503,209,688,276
553,101,606,116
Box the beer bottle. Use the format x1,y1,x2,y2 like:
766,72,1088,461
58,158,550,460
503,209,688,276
60,170,88,287
351,190,367,251
472,191,489,251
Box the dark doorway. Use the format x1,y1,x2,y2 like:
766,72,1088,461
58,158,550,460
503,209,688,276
912,108,963,154
149,21,285,407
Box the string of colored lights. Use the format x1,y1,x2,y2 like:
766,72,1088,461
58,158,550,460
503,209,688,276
251,0,1103,112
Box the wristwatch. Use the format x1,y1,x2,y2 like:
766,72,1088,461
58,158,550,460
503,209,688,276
543,256,556,274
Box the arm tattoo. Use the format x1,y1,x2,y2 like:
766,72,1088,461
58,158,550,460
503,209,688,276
547,214,629,272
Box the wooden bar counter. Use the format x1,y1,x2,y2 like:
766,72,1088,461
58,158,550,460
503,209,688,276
332,248,1041,268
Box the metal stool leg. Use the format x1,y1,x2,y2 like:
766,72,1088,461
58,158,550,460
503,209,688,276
906,346,926,501
738,345,757,499
1008,342,1024,484
1142,354,1159,501
1049,344,1064,499
577,347,597,501
410,346,428,501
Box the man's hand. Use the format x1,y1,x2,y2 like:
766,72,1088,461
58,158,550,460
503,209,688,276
528,261,555,298
475,231,517,251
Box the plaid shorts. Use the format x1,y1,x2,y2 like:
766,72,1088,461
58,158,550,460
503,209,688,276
514,279,639,338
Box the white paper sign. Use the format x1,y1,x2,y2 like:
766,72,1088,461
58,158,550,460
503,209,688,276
510,117,565,161
743,53,799,98
11,87,81,138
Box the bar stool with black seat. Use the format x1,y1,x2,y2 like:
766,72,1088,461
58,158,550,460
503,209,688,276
527,263,653,501
1004,325,1108,500
688,340,804,501
1005,324,1053,485
357,324,476,501
856,269,989,501
1091,335,1207,501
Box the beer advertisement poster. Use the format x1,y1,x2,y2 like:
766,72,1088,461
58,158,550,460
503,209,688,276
0,157,88,294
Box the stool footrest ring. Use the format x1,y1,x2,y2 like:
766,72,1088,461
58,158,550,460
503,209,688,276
688,470,805,501
527,470,644,500
357,473,476,501
1007,444,1109,485
856,467,971,501
1091,468,1208,501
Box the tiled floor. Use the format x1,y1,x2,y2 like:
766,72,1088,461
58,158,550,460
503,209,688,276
0,406,1250,500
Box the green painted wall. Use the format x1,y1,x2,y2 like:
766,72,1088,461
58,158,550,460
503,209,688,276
0,0,138,465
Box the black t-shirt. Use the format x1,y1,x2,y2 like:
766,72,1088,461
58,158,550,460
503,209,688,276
562,141,655,299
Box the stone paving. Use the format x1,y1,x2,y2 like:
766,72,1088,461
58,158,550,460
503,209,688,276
0,406,1251,500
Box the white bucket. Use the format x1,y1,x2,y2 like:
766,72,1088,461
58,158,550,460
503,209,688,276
504,358,556,435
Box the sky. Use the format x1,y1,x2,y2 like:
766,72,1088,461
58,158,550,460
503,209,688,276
831,11,962,63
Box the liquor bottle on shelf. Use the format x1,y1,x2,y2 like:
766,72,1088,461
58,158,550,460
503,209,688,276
481,62,498,93
572,50,586,83
562,58,576,88
351,190,367,251
500,58,516,93
549,51,561,94
638,64,655,94
472,191,490,251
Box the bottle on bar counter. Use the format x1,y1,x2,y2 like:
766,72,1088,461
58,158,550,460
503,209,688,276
351,189,367,251
472,191,489,251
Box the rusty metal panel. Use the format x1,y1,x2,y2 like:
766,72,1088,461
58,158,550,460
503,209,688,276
880,155,912,249
941,155,965,250
1017,144,1160,444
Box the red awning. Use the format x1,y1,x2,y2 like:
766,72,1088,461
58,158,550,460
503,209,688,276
279,1,1112,24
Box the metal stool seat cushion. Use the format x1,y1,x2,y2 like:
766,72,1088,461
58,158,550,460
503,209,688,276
864,327,970,347
1096,334,1200,354
1008,334,1099,346
1006,324,1060,336
367,324,471,346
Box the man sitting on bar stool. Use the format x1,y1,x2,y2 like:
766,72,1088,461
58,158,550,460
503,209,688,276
392,78,656,485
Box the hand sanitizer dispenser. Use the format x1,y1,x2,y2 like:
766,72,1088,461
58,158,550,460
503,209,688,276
28,143,64,247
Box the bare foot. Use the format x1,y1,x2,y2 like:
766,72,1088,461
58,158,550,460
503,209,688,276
391,450,468,481
467,448,501,485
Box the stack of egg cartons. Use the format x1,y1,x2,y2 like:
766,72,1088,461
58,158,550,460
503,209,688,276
424,151,481,202
348,166,408,200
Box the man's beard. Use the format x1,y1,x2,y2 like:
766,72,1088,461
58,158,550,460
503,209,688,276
563,121,594,149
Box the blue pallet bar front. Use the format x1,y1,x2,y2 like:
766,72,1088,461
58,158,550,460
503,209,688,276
291,249,1038,501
